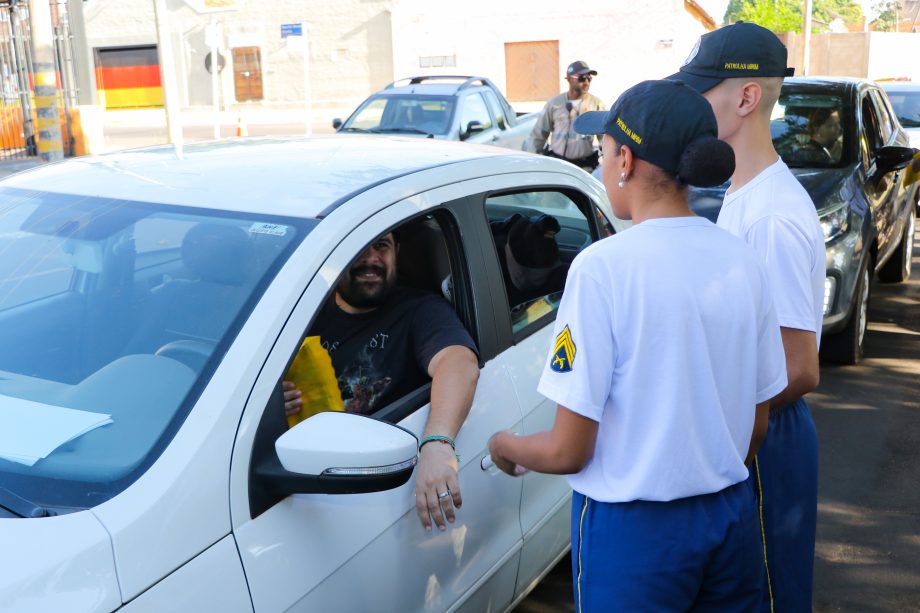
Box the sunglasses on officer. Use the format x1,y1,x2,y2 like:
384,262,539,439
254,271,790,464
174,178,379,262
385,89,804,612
573,75,592,83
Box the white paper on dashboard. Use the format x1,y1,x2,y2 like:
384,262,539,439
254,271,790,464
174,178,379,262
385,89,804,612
0,396,112,466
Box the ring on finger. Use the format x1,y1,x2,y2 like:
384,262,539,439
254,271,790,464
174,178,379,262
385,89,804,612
437,490,451,500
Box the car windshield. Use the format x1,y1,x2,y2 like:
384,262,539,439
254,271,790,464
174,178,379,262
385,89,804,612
0,188,312,514
884,90,920,128
342,95,455,135
772,93,849,168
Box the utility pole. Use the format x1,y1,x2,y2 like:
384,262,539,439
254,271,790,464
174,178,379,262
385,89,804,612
802,0,813,76
67,0,96,106
153,0,182,147
28,0,64,161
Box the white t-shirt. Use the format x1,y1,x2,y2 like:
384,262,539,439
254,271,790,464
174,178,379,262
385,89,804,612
718,158,826,345
537,217,787,503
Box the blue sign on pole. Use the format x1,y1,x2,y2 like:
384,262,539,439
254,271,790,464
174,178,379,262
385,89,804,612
281,23,303,38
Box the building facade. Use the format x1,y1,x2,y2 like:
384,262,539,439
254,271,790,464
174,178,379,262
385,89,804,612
83,0,713,117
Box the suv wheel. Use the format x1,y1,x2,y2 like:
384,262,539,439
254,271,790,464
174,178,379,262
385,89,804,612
878,212,914,283
820,262,871,365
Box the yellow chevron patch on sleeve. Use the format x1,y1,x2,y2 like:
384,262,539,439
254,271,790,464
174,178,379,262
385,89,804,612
550,325,576,373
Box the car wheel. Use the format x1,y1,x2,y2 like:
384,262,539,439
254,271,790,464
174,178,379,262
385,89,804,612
878,212,914,283
820,262,871,365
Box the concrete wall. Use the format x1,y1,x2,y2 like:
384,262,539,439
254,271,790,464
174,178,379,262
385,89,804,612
782,31,920,82
84,0,710,114
84,0,394,112
390,0,708,110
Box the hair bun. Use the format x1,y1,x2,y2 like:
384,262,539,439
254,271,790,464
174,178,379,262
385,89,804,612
677,137,735,187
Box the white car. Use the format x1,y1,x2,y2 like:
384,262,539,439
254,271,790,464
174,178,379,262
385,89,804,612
0,136,624,612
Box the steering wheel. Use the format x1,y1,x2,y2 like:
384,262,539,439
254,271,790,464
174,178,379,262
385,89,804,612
154,339,215,372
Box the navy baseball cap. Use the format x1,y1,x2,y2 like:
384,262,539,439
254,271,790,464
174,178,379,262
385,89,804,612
573,80,718,175
566,61,597,77
668,22,795,94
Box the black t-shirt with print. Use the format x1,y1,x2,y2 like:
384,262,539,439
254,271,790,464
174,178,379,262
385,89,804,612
308,287,477,415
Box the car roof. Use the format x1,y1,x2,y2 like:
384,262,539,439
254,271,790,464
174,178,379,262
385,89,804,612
878,81,920,92
382,76,494,97
0,136,521,219
783,76,865,92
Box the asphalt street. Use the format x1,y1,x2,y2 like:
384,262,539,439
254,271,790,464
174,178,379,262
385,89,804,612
517,227,920,613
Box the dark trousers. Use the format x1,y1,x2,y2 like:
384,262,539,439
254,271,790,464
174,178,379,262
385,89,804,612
570,481,763,612
751,397,819,612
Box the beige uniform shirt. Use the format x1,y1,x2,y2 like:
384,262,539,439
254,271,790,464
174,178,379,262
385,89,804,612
527,92,606,159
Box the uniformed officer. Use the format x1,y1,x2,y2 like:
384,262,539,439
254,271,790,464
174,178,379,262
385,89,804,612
526,61,606,171
489,79,788,611
670,22,825,612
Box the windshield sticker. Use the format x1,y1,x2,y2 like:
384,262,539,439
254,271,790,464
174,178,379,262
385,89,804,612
249,223,289,237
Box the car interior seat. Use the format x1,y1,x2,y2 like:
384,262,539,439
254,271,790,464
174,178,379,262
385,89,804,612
395,216,452,301
128,223,259,367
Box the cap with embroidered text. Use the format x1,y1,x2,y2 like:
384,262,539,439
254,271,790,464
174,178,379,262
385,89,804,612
668,22,794,94
572,80,718,176
566,61,597,77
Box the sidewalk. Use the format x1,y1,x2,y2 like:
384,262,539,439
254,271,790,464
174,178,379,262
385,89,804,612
0,104,341,179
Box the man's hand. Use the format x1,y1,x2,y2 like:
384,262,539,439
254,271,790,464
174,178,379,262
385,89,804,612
414,441,462,532
281,380,302,417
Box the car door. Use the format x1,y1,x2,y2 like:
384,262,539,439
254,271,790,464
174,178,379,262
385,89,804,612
870,88,914,254
460,92,500,145
229,185,525,612
473,178,617,599
860,89,899,258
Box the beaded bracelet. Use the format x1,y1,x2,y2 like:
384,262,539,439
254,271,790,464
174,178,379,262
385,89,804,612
419,435,460,462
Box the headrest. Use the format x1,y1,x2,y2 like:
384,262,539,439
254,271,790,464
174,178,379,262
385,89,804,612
181,223,256,286
506,214,561,269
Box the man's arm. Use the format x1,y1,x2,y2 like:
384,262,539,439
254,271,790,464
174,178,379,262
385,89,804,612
526,101,554,153
489,405,598,475
770,327,819,409
414,344,479,532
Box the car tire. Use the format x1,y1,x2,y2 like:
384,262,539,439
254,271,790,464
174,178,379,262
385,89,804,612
820,261,871,365
878,212,914,283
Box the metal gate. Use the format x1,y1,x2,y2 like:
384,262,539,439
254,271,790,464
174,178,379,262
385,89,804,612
0,0,80,159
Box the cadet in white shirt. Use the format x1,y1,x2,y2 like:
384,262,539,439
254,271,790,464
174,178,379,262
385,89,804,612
670,22,826,612
489,79,787,612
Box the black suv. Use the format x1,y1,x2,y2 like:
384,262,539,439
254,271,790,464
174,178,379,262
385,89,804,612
691,77,918,365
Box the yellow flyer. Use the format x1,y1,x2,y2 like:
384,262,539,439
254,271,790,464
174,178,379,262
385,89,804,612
285,336,344,427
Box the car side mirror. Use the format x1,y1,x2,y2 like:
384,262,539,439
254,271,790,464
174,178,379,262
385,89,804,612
258,412,418,496
332,118,343,130
874,145,916,175
461,120,485,140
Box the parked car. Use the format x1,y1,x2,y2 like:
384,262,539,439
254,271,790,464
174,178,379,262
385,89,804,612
332,76,538,150
691,77,918,365
0,136,624,612
879,81,920,149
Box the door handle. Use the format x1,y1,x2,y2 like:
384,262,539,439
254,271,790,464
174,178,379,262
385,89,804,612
480,454,495,470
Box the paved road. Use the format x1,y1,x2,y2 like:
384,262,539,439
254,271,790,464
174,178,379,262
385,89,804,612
517,228,920,612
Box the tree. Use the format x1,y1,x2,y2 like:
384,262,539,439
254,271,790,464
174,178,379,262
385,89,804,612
873,1,902,30
724,0,864,32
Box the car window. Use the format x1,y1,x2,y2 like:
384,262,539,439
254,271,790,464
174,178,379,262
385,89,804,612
0,187,312,513
280,212,476,427
885,89,920,128
482,90,507,130
344,95,455,135
459,93,493,138
861,94,883,169
870,90,894,143
485,190,593,337
772,92,847,168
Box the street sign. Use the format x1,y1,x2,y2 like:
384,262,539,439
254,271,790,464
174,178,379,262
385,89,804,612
205,51,226,74
281,23,303,38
